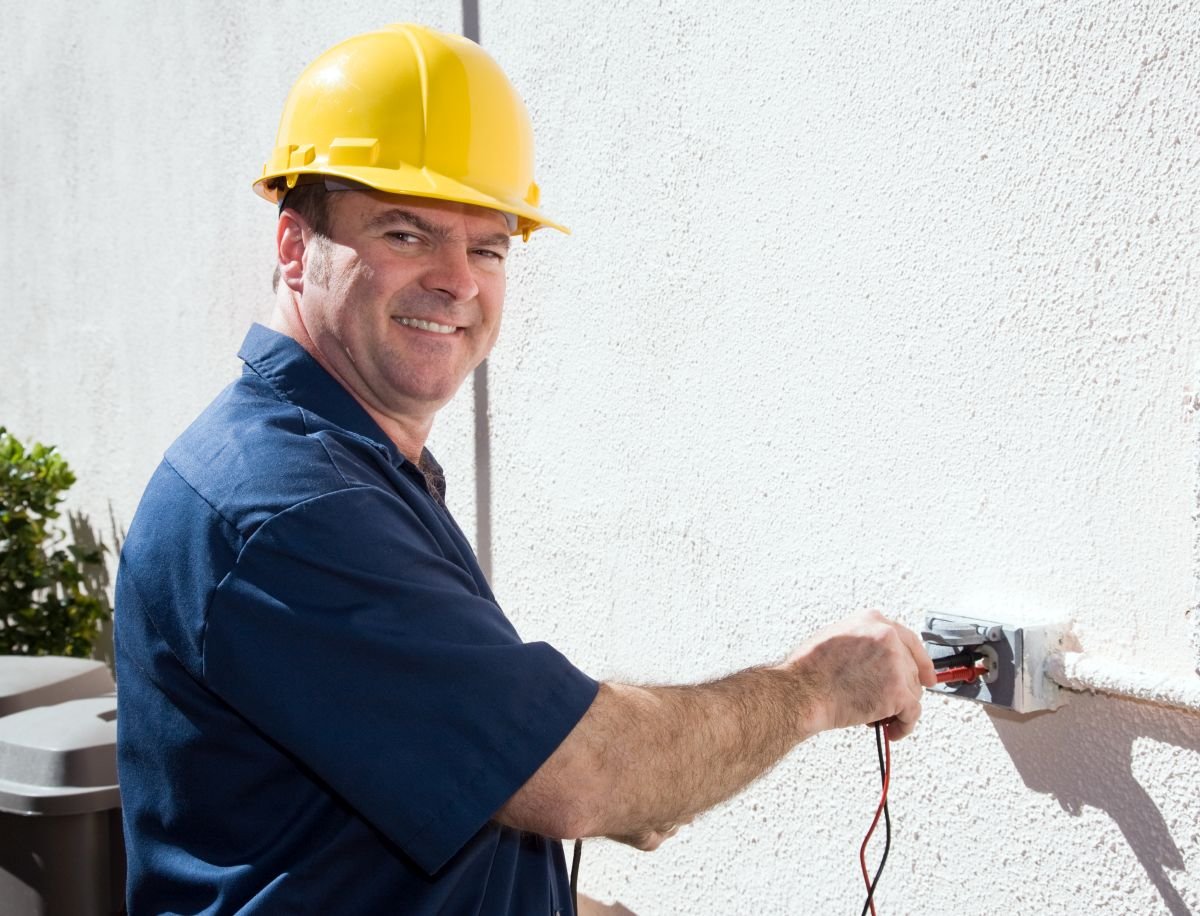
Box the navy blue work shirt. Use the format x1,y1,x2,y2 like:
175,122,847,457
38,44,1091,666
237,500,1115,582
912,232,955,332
115,323,598,914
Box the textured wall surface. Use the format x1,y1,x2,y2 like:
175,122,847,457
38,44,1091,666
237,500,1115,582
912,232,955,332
3,2,1200,914
482,2,1200,913
0,0,477,549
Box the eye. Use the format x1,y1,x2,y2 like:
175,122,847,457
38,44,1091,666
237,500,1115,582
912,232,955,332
385,231,423,246
471,248,507,262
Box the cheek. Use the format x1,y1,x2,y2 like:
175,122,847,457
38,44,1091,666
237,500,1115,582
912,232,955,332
328,269,386,332
482,305,504,352
481,275,506,332
483,321,502,354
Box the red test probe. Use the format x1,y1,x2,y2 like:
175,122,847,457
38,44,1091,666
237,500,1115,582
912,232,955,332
934,665,989,685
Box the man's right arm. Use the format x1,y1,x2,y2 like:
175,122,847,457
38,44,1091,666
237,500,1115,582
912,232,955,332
494,610,935,847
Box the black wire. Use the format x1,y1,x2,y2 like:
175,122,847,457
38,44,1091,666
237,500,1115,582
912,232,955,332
570,838,582,914
860,723,892,916
931,649,984,670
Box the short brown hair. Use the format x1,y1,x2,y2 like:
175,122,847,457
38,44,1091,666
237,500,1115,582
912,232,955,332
280,182,333,235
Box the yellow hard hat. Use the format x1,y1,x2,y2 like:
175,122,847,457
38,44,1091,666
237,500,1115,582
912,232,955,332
254,23,567,238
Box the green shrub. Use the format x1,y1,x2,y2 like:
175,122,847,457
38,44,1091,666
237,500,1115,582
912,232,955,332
0,427,109,657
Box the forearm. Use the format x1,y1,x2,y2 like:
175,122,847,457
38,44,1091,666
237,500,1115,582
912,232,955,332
590,667,817,835
496,610,932,842
497,663,818,840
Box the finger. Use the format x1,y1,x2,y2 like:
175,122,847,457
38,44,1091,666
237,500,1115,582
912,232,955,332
906,670,925,704
885,713,913,741
892,621,936,687
889,630,927,705
882,717,911,743
887,694,923,741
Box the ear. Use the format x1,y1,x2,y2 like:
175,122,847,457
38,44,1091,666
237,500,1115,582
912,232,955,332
276,209,308,293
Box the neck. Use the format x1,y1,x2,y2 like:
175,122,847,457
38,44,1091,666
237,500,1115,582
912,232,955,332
356,401,432,466
268,301,432,465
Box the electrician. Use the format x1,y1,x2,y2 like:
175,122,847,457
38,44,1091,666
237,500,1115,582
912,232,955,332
115,23,935,914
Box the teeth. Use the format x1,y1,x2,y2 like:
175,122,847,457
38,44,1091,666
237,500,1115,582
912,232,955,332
397,317,456,334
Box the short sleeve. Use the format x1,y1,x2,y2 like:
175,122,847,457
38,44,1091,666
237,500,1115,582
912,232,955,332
201,486,598,874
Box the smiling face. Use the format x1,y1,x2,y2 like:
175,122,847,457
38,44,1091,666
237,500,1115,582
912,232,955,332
282,190,511,439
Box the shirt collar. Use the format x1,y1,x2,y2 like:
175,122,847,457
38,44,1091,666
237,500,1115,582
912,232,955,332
238,323,409,468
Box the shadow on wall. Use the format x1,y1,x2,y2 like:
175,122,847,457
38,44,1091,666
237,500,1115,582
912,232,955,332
68,507,124,672
579,895,638,915
992,694,1200,916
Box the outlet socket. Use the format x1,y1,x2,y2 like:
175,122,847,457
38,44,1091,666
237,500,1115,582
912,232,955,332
923,613,1068,713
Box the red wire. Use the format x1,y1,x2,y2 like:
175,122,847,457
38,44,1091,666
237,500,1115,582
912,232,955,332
934,664,988,684
859,723,891,916
859,659,984,911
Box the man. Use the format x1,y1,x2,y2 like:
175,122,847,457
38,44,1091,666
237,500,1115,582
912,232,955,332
115,23,934,914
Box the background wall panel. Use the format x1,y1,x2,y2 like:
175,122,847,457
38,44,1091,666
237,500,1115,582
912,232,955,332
480,2,1200,912
3,2,1199,912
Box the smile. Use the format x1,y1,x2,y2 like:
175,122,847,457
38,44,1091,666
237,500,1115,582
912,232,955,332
395,317,458,335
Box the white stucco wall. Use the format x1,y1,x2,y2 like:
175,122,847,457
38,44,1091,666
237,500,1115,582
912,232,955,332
3,2,1199,914
0,0,477,552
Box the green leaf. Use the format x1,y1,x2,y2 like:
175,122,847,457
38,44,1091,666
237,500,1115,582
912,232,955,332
0,428,111,657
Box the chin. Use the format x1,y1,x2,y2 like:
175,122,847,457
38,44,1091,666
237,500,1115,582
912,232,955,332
397,377,466,409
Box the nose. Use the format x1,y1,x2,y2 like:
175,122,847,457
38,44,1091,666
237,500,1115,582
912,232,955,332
422,244,479,303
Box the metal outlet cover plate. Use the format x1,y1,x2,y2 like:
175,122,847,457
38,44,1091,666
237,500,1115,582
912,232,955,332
924,613,1067,713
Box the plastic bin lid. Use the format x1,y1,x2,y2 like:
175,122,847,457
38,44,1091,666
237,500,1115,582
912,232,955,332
0,694,119,815
0,656,115,717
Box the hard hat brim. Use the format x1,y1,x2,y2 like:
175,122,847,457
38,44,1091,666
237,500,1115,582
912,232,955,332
253,165,569,237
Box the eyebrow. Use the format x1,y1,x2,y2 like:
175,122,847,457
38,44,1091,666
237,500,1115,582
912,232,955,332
364,207,511,249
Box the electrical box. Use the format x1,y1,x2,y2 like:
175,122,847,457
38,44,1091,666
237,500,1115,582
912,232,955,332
923,613,1068,713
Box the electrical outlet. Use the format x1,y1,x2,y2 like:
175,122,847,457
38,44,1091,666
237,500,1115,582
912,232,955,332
922,613,1068,713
